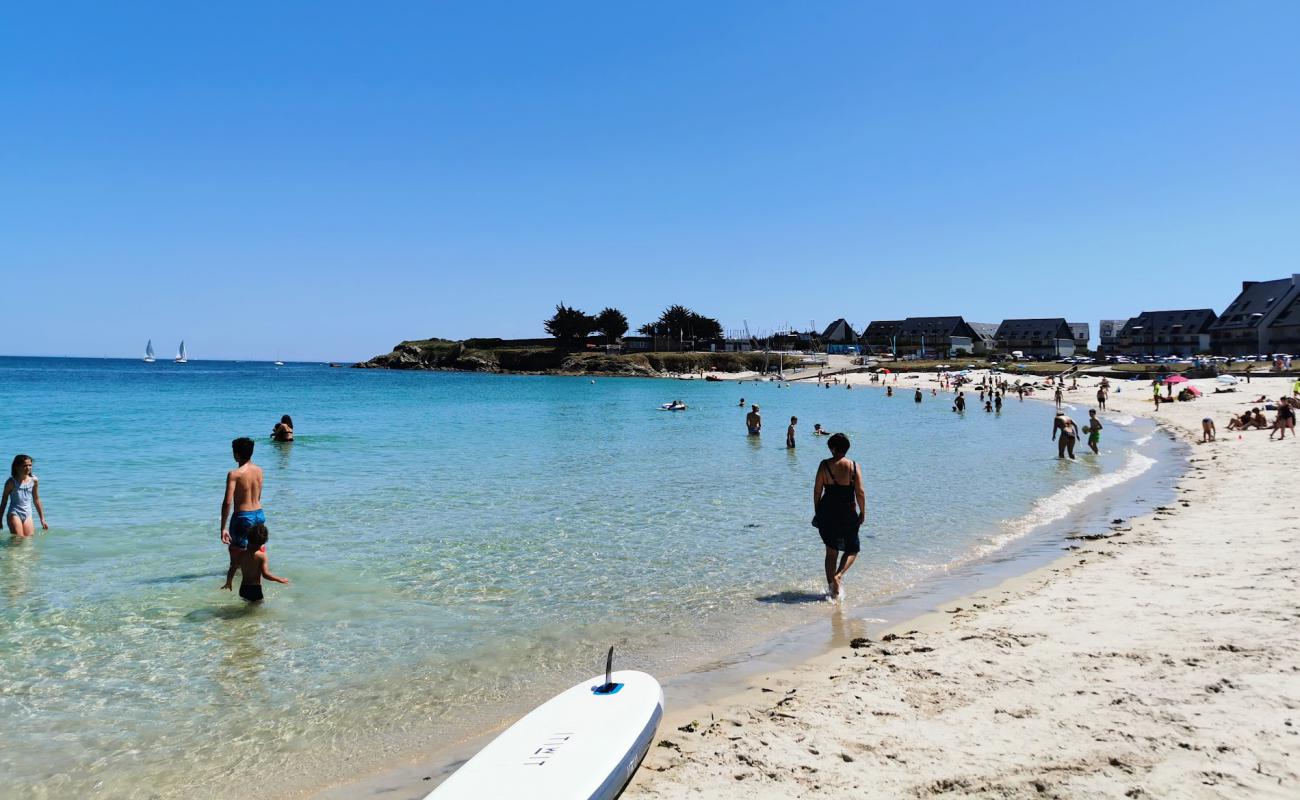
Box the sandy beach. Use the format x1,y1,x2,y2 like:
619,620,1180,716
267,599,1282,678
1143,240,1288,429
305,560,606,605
624,371,1300,798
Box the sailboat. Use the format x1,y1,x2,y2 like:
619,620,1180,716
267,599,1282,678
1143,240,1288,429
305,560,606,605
143,340,156,363
174,341,188,364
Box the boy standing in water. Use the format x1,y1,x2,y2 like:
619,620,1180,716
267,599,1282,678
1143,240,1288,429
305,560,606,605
787,416,798,448
223,523,290,602
1086,409,1103,454
220,438,265,575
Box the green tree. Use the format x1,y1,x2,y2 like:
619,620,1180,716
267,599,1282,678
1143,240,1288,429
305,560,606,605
638,305,723,350
543,303,596,347
594,307,629,345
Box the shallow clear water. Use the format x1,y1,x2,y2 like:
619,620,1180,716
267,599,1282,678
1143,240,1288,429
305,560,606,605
0,358,1148,797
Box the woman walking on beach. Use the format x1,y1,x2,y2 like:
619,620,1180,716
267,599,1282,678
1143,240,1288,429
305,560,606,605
3,454,48,537
812,433,865,602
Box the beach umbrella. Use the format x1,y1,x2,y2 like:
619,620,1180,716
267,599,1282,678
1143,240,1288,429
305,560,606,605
1216,374,1239,385
1164,374,1189,385
1185,385,1202,397
875,368,891,374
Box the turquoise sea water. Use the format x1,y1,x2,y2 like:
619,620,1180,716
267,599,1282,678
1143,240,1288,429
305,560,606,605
0,357,1158,798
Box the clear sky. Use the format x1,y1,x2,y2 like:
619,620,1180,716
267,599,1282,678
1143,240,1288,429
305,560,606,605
3,2,1298,361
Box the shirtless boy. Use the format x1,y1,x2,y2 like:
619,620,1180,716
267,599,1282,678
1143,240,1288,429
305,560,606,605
746,405,762,435
222,523,289,602
787,416,797,448
220,437,265,574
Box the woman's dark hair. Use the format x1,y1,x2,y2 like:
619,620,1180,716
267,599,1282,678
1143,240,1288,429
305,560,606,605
11,454,31,480
280,415,293,428
247,523,269,549
827,433,850,455
232,437,255,462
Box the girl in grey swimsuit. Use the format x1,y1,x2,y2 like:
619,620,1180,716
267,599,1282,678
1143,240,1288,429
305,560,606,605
4,454,48,537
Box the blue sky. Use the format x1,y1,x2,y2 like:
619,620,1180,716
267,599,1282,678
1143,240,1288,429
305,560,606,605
3,2,1298,360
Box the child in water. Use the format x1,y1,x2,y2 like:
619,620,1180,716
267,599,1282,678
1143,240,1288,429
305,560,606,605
222,523,290,602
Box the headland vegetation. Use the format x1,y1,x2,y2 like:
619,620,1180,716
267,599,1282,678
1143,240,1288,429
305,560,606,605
354,303,773,375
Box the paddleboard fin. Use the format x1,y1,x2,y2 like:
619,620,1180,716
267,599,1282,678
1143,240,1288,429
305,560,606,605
592,646,623,695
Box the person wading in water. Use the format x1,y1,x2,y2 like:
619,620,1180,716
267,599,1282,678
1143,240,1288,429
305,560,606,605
812,433,866,602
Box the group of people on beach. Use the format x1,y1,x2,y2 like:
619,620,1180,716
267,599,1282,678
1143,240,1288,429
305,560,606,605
4,416,296,605
1223,396,1298,440
219,436,290,602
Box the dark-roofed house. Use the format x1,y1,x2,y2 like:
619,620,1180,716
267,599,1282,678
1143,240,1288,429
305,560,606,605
860,320,904,355
995,319,1075,358
1117,310,1217,357
1098,319,1130,356
1267,290,1300,355
1068,323,1090,351
1209,276,1300,356
969,323,999,355
820,318,857,344
893,316,984,357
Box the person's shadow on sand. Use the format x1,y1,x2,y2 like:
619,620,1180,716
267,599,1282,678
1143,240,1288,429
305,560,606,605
756,590,828,604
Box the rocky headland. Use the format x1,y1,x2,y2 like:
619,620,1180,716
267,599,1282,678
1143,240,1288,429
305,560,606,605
353,337,768,377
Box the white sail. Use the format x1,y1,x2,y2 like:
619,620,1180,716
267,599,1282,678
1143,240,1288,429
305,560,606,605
175,341,187,363
144,340,156,362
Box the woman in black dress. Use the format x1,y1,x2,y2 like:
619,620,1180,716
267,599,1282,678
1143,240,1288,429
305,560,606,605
813,433,866,601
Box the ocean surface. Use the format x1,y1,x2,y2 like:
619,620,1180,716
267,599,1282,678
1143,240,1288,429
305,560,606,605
0,357,1170,798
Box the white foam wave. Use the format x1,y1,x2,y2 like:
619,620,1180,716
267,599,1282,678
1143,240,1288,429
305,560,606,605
1108,414,1137,426
1133,433,1153,446
972,448,1157,559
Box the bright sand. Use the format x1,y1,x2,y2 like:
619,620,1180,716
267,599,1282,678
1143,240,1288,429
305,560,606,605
623,372,1300,799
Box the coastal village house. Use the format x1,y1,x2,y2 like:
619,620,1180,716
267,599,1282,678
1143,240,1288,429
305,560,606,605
969,323,999,355
820,318,857,343
994,318,1076,358
820,319,861,354
1098,319,1130,356
861,320,904,355
1209,275,1300,356
860,317,986,358
1117,309,1217,357
1068,322,1090,352
1264,291,1300,355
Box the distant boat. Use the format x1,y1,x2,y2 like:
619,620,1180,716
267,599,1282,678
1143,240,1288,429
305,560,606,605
143,340,156,363
274,359,285,367
174,341,188,364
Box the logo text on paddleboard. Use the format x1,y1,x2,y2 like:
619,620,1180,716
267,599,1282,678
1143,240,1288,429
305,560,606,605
523,732,575,766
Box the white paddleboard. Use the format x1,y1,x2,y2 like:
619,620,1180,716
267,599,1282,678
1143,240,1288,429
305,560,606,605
427,669,663,800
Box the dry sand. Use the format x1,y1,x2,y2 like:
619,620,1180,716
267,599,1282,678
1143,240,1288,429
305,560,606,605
624,372,1299,799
